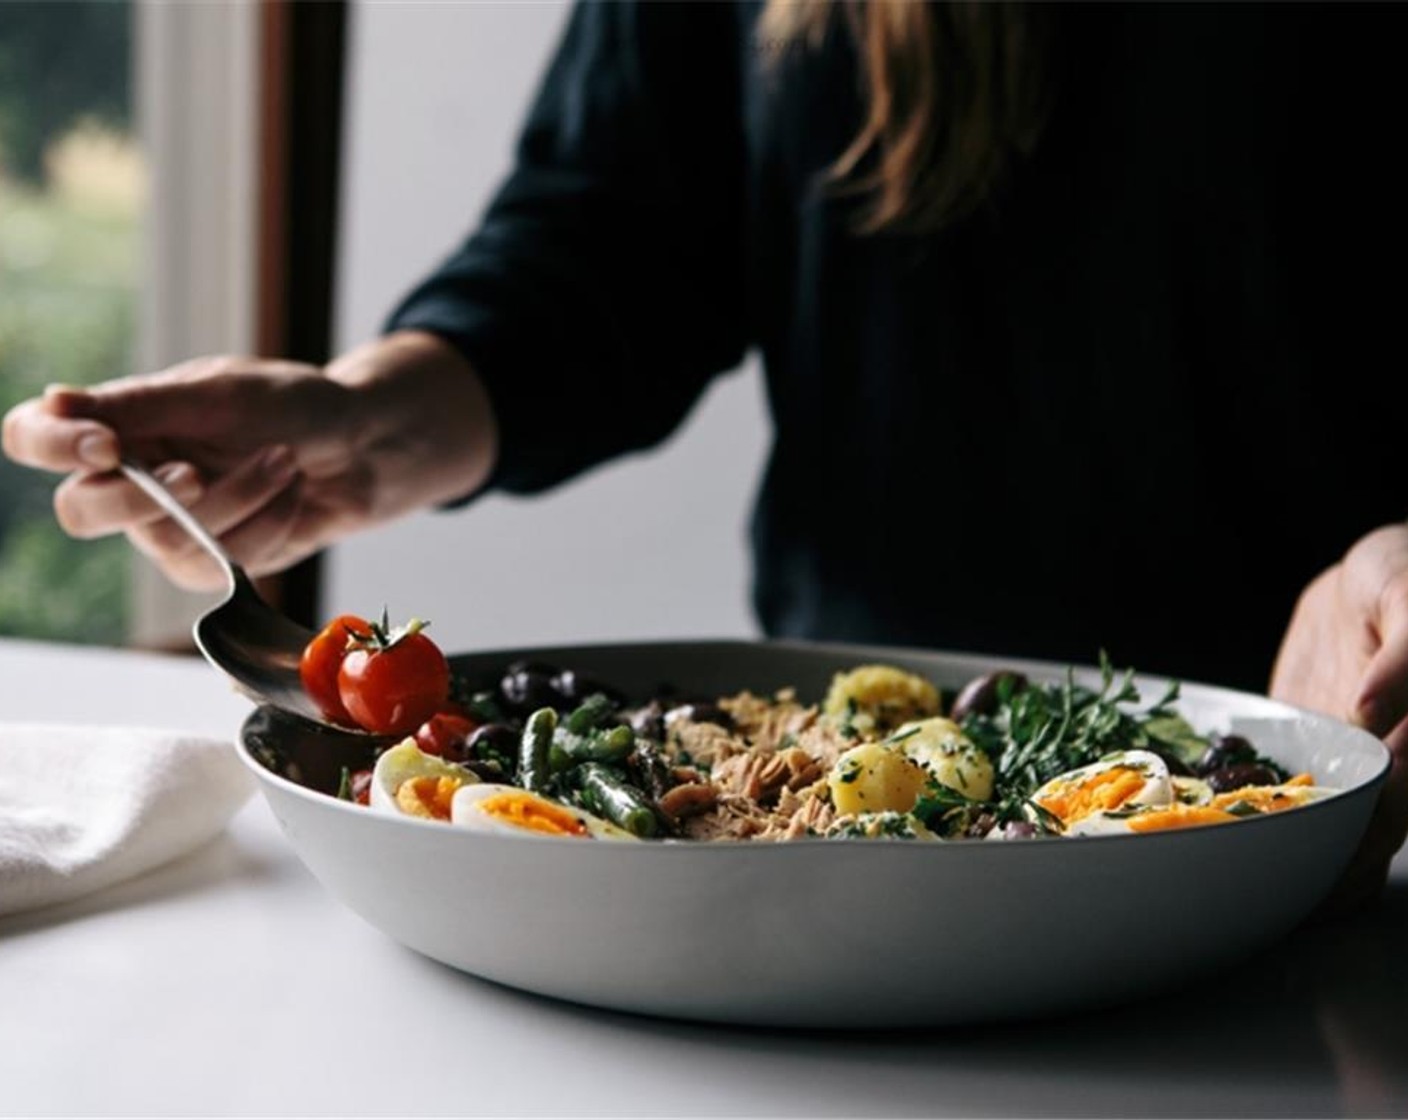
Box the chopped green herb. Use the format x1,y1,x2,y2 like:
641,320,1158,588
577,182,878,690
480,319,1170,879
826,811,930,840
959,651,1187,824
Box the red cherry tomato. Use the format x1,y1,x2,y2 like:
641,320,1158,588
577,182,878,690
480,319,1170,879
414,711,480,760
298,614,371,726
337,621,450,736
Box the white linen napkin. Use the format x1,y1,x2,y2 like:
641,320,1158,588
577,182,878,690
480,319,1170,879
0,723,255,917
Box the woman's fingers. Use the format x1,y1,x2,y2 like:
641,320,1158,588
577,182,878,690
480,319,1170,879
1324,722,1408,916
128,474,310,592
1273,524,1408,911
1,393,122,473
54,358,347,449
1366,719,1408,863
128,446,300,561
125,446,299,591
216,480,307,574
6,356,344,477
54,372,233,443
53,462,206,539
1355,568,1408,737
2,364,251,474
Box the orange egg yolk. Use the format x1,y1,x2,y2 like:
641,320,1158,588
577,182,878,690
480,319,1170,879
395,776,464,820
1208,773,1314,815
1127,804,1238,832
1037,767,1149,825
1126,774,1315,833
479,792,591,837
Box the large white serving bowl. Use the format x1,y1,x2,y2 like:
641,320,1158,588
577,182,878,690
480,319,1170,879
237,640,1390,1028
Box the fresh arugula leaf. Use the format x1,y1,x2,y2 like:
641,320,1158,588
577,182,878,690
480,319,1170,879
958,656,1189,824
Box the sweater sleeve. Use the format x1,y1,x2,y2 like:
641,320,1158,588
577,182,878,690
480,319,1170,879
384,2,750,499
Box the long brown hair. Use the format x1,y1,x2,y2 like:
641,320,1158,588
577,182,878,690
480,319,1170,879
760,0,1054,235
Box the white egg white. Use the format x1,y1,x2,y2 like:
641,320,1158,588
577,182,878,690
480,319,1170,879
1062,808,1153,836
450,783,637,840
369,738,480,817
1030,749,1173,835
1210,779,1335,814
1172,775,1213,805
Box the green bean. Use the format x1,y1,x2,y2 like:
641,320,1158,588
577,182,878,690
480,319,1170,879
564,692,616,735
518,707,557,792
549,723,635,773
578,763,659,838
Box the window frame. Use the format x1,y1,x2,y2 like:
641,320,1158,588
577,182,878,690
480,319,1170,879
128,1,259,649
128,0,343,648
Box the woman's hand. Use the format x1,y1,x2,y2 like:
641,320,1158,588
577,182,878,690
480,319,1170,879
0,330,497,591
1271,524,1408,908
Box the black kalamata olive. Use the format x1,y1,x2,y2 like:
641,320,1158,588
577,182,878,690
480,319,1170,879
1196,733,1259,776
629,699,668,741
1205,762,1281,794
459,758,508,782
664,702,734,731
551,668,624,707
499,662,560,713
950,671,1028,722
466,722,521,766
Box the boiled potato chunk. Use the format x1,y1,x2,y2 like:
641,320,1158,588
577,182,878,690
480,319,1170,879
822,664,941,738
828,741,927,816
893,717,995,802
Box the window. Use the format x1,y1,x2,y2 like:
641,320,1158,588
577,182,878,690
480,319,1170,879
0,1,260,649
0,1,140,643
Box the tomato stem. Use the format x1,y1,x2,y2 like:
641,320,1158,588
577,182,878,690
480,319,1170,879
344,609,432,654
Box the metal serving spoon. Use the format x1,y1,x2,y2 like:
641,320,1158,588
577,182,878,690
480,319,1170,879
120,458,368,734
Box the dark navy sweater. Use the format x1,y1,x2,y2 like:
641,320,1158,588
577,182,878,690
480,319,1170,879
387,2,1408,692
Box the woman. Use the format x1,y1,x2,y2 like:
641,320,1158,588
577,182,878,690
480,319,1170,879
4,2,1406,900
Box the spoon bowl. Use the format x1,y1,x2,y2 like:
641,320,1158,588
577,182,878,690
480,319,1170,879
120,459,373,734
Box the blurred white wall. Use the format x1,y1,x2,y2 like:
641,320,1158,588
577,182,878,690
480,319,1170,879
330,1,769,652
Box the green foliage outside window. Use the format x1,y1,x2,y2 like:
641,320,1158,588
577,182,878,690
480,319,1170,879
0,2,131,186
0,1,136,644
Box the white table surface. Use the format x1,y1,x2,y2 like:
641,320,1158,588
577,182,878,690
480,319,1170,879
2,637,1407,1119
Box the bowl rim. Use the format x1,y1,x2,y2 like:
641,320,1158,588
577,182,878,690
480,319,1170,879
237,636,1392,855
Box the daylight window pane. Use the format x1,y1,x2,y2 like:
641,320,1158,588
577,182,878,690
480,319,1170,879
0,1,139,644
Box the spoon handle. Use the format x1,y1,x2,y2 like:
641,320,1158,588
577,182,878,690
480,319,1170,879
119,459,241,589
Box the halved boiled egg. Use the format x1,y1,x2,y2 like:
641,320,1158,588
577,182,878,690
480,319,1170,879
450,784,638,840
1118,773,1333,832
1030,750,1173,835
1209,772,1328,813
369,738,480,820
